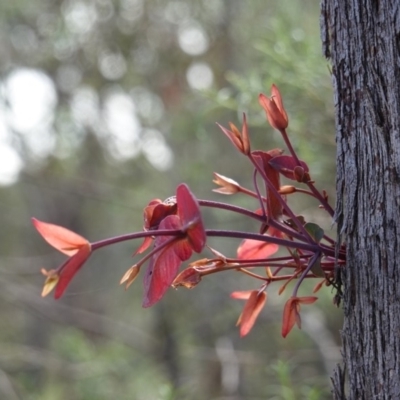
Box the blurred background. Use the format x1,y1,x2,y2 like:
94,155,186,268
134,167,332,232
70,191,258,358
0,0,342,399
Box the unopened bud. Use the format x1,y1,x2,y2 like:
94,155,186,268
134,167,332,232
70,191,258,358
259,85,288,131
279,185,296,194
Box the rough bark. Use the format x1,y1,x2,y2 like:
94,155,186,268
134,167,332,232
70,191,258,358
320,1,400,399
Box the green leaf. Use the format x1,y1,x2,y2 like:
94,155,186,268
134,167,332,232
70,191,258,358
309,254,325,278
304,222,324,243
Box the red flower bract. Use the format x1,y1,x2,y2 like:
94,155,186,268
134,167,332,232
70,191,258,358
32,218,88,256
32,218,92,298
232,290,267,337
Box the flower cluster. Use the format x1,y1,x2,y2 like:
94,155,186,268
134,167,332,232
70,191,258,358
33,85,345,337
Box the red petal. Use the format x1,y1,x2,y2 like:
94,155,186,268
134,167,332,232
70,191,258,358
281,297,298,338
281,296,318,337
142,215,192,308
238,291,267,337
258,93,278,128
216,122,244,153
313,279,326,293
237,239,279,260
176,184,206,253
32,218,89,256
241,113,250,155
134,237,153,255
54,244,91,299
251,151,283,219
258,93,288,130
270,84,288,121
144,198,177,230
230,290,254,300
298,296,318,305
142,245,185,308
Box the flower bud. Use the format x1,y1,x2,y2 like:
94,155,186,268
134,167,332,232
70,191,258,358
212,173,240,194
259,85,288,130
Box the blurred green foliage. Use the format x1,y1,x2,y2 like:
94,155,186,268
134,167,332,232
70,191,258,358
0,0,341,399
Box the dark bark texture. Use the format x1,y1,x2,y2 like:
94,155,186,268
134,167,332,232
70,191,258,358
321,1,400,399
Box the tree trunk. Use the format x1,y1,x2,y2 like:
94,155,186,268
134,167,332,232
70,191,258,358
320,1,400,399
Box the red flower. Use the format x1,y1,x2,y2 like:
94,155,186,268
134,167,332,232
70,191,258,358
32,218,91,299
142,184,206,307
281,296,318,338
